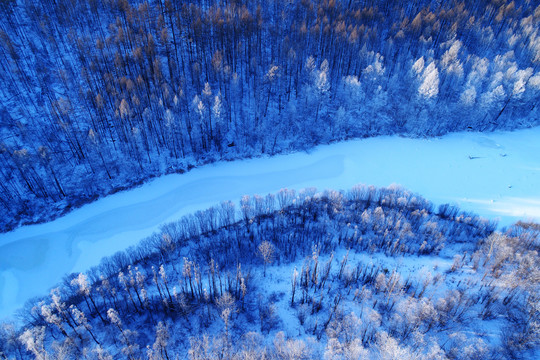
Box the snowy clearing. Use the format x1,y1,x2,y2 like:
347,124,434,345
1,127,540,321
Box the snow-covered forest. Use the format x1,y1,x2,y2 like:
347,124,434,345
1,0,540,231
1,0,539,359
1,185,538,359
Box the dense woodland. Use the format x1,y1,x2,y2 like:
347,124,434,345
1,185,538,359
1,0,539,231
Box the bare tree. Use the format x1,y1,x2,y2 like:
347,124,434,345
258,241,276,277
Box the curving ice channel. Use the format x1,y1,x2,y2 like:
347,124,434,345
1,127,540,321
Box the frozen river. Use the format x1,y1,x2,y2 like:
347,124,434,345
1,128,540,321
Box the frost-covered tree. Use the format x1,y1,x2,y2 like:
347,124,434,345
148,321,171,360
258,240,276,277
107,308,139,360
19,327,48,360
418,61,440,99
273,332,310,359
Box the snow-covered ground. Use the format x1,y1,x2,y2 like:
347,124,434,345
1,128,540,321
